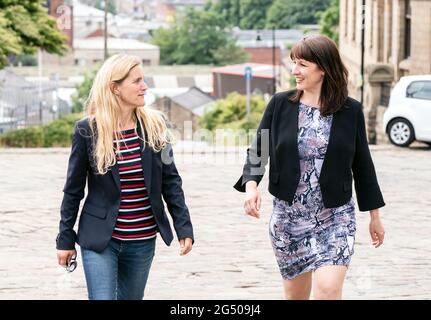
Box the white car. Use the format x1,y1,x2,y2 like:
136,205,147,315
383,75,431,147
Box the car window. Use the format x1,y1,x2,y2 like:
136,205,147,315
406,81,431,100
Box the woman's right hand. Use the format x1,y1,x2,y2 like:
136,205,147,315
244,181,261,219
57,249,77,268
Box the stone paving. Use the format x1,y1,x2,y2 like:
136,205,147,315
0,142,430,300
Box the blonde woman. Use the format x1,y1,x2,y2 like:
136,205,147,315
56,54,194,300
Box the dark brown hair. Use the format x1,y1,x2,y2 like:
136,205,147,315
289,35,348,115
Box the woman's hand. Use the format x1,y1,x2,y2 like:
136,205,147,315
57,249,77,268
244,181,261,219
369,209,385,248
179,238,193,256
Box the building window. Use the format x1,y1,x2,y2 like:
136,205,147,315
369,0,374,49
380,83,391,106
406,81,431,100
352,0,357,41
404,0,411,58
385,0,392,61
344,0,348,37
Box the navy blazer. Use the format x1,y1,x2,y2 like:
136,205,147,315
56,119,194,253
234,90,385,211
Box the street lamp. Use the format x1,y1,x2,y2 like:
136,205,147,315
360,0,365,106
256,29,276,95
104,0,108,60
272,27,276,95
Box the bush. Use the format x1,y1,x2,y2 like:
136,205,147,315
43,113,83,147
200,92,267,131
0,113,84,148
72,68,97,113
0,126,44,147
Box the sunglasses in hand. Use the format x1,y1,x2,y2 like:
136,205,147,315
66,254,77,273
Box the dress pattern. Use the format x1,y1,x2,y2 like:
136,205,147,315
269,103,356,280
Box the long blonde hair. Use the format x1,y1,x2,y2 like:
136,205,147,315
85,54,171,174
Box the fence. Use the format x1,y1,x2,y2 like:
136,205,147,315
0,69,70,133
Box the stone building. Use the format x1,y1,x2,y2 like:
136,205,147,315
339,0,431,143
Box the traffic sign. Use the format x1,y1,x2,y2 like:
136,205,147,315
244,66,253,80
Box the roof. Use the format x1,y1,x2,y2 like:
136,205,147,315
0,69,45,110
144,74,212,97
74,37,159,50
72,0,114,19
233,27,320,49
212,63,279,79
170,86,215,116
0,68,42,88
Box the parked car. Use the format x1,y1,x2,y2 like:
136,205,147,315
383,75,431,147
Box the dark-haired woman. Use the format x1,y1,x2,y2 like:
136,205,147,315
234,35,385,300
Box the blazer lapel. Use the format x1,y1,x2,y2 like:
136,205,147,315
289,100,300,144
111,162,121,192
320,109,339,181
141,142,152,195
276,99,300,169
137,124,152,195
276,99,299,147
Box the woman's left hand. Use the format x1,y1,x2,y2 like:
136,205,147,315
369,212,385,248
179,237,193,256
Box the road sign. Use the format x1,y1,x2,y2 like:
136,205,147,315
244,66,253,81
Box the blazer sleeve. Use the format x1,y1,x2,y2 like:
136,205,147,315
233,95,275,192
56,122,89,250
352,106,385,211
161,144,194,243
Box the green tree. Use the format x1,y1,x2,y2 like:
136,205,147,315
239,0,272,29
317,0,339,44
212,41,250,66
266,0,331,29
0,0,67,69
207,0,241,27
95,0,117,15
152,7,247,65
71,67,98,113
199,92,267,131
265,0,294,29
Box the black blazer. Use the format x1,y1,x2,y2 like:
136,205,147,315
234,90,385,212
56,119,194,253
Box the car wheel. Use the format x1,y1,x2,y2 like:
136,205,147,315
388,119,415,147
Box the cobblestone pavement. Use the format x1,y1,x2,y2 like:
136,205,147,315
0,143,430,300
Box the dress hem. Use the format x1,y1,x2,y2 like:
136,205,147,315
280,261,350,281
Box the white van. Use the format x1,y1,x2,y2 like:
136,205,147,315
383,75,431,147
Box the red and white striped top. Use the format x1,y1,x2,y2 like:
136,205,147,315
112,128,157,241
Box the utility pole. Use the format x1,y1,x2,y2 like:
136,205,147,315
360,0,366,106
38,49,43,125
104,0,108,60
272,27,276,95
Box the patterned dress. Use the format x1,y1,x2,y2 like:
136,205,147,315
269,103,356,280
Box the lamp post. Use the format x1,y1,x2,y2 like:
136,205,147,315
272,27,276,95
104,0,108,60
256,29,276,95
360,0,366,106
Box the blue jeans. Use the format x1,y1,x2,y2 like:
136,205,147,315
81,237,156,300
